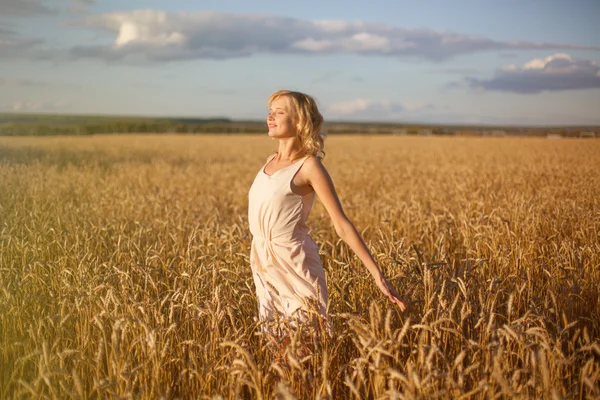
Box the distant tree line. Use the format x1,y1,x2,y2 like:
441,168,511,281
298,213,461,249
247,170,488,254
0,113,597,137
0,119,267,136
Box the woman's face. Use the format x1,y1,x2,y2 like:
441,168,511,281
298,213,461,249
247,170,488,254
267,97,295,138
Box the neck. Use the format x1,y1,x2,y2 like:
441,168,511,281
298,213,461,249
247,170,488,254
276,138,303,161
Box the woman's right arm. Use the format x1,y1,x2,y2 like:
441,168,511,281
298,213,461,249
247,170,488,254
303,157,408,311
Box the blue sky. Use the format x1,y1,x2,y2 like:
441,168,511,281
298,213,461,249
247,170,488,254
1,0,599,125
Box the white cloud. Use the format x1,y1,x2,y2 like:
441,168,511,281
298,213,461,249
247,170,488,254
345,33,390,52
67,10,600,63
115,20,186,47
458,53,600,93
522,53,572,70
9,100,70,112
329,99,374,114
328,98,435,120
293,38,334,52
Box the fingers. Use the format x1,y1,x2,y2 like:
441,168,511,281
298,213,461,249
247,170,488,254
396,299,407,312
384,282,407,311
387,293,407,312
379,277,408,312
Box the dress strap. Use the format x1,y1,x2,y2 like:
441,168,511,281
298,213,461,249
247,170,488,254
287,155,311,180
261,153,278,170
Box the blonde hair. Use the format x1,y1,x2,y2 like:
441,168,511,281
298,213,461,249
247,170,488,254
268,90,327,160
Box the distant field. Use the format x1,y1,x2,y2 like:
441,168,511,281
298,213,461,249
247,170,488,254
1,134,599,399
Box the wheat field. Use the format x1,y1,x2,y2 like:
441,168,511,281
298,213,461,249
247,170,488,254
1,134,599,399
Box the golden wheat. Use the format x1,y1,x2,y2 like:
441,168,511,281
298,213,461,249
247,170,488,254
1,134,599,399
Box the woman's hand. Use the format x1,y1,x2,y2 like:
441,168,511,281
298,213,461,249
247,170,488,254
375,275,408,312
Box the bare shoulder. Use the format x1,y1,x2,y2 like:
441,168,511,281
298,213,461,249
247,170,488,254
302,155,332,184
303,155,326,173
302,155,346,221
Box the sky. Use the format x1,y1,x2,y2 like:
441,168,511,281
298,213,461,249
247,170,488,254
1,0,599,126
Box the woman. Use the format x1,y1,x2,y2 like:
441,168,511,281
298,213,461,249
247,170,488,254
248,90,407,334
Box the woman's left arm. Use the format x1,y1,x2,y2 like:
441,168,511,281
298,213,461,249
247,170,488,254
304,157,408,311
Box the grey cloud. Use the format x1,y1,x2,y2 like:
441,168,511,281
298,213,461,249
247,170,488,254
435,67,481,75
66,11,600,63
0,0,92,17
70,42,254,62
0,0,56,17
0,27,44,59
458,53,600,94
68,0,94,15
0,26,16,35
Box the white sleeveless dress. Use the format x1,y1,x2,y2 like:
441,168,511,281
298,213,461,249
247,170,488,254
248,153,328,327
